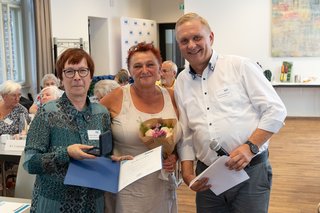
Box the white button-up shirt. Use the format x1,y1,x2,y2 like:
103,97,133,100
175,50,287,166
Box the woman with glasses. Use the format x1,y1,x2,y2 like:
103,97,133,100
24,48,112,213
0,80,31,135
100,42,180,213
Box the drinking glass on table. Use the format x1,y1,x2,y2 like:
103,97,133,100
17,114,28,139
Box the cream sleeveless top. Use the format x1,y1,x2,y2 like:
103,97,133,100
110,84,178,213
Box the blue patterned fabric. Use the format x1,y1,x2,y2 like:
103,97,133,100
0,103,30,135
24,93,111,213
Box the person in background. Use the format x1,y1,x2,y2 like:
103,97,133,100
156,60,178,89
39,85,61,106
24,48,125,213
92,73,129,213
0,80,31,135
114,68,130,86
174,13,287,213
29,73,63,114
41,73,61,89
100,42,179,213
94,79,120,101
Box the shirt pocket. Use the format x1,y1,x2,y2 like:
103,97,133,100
214,83,246,113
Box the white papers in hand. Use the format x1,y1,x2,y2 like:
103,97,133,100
64,146,163,193
189,156,250,195
0,201,30,213
118,146,163,191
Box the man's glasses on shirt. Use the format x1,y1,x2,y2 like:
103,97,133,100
63,68,90,78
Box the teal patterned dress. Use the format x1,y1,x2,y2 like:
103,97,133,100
24,93,111,213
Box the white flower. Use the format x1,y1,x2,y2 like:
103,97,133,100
161,127,173,137
145,129,154,137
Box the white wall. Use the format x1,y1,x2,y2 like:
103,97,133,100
51,0,109,42
149,0,184,23
50,0,183,76
50,0,320,80
50,0,109,75
89,17,109,75
107,0,150,74
51,0,150,75
184,0,320,82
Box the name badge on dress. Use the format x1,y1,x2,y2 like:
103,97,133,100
4,118,13,125
87,130,101,140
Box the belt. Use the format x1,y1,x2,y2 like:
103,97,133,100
197,149,269,172
245,149,269,168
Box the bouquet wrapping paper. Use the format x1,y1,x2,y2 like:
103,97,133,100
140,118,182,194
139,118,178,158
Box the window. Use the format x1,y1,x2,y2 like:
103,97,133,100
0,0,26,84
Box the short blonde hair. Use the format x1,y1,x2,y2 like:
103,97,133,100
0,80,21,96
175,12,212,33
94,80,120,100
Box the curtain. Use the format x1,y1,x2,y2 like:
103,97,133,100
33,0,53,92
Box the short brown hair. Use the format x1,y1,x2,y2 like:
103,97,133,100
126,42,162,70
175,12,212,33
55,48,94,80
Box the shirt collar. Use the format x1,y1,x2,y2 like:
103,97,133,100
188,50,218,80
60,93,92,122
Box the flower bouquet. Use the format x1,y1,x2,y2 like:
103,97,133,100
139,118,181,194
139,118,178,158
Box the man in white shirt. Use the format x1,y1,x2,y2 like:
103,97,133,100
174,12,287,213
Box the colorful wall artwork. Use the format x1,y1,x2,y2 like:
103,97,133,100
271,0,320,57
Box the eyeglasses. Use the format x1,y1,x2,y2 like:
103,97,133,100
160,69,171,74
8,93,21,99
63,68,90,78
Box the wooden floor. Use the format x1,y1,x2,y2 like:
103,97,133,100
177,117,320,213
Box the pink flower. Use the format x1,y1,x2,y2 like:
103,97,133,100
143,123,171,138
139,118,178,157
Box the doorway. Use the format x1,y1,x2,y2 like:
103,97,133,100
159,23,185,75
88,17,109,76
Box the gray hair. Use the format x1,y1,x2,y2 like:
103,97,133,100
40,85,61,100
162,60,178,75
94,80,120,100
41,74,60,87
0,80,21,97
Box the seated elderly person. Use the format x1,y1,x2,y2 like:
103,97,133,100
29,74,63,114
38,85,61,107
156,60,178,89
0,80,31,135
94,79,120,101
114,69,130,86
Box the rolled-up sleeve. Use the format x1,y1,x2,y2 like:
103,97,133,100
241,60,287,133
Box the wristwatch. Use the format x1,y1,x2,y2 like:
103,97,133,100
245,141,259,155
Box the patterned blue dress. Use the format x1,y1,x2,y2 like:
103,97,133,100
0,103,30,135
24,93,111,213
